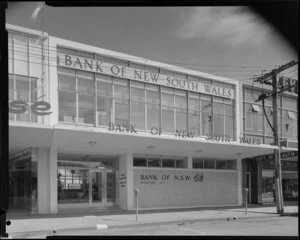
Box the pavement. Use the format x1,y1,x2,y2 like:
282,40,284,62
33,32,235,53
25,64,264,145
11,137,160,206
5,204,298,238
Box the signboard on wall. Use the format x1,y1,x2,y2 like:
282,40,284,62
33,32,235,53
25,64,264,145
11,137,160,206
57,53,235,99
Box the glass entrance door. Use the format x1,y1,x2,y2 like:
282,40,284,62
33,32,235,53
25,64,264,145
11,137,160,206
89,170,116,206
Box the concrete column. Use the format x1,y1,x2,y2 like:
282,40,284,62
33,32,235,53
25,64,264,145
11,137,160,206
49,146,58,213
48,36,58,126
118,152,133,210
37,146,57,214
188,156,193,169
37,148,50,214
237,157,243,205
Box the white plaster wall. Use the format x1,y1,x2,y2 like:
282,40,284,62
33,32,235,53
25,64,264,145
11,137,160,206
133,169,238,208
118,153,133,210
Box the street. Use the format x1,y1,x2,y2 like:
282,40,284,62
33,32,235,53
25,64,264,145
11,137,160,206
19,216,298,238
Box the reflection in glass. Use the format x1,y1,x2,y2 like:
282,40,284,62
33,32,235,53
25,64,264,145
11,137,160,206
58,167,89,204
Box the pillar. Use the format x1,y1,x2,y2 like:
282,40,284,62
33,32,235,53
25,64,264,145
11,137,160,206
37,148,50,214
237,157,243,205
37,147,57,214
118,152,133,210
49,146,58,213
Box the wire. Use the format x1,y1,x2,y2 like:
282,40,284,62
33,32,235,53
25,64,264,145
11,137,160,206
9,57,263,81
8,39,276,70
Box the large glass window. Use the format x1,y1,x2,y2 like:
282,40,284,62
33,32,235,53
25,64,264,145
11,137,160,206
201,95,212,136
189,92,200,136
161,87,174,133
96,74,113,126
146,84,160,130
175,90,187,131
130,81,145,130
114,78,129,126
78,71,94,125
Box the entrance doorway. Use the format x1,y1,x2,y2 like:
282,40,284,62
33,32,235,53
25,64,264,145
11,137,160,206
89,170,116,206
57,154,117,209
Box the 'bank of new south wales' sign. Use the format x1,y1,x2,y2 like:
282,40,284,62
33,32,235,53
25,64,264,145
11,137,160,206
57,54,234,99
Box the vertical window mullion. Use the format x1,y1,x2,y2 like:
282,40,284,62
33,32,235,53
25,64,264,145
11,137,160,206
129,80,131,126
159,86,162,131
112,79,115,123
211,96,213,135
187,91,190,132
94,73,97,127
75,71,78,124
145,85,147,130
173,93,176,133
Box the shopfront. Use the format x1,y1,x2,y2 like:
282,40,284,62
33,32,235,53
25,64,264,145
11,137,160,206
242,150,298,205
57,154,118,208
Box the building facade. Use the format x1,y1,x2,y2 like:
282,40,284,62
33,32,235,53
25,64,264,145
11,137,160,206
7,24,297,215
240,84,298,204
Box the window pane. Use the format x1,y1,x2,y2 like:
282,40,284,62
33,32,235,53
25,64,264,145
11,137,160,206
216,160,227,169
131,83,145,102
227,160,236,170
58,69,76,91
189,95,200,111
97,96,112,126
176,109,187,131
201,99,212,112
146,86,159,104
14,34,28,76
193,159,203,169
114,80,129,99
202,112,212,136
147,158,161,167
189,112,200,136
115,99,129,125
175,160,185,168
225,115,234,139
96,75,112,96
9,75,14,101
147,103,160,130
204,160,215,169
29,37,42,78
213,102,224,114
161,90,173,107
133,158,147,167
16,75,29,102
225,104,233,116
175,92,187,109
282,97,297,111
213,114,224,135
162,159,175,168
131,101,145,130
77,71,94,94
162,106,174,133
78,94,94,124
59,91,76,123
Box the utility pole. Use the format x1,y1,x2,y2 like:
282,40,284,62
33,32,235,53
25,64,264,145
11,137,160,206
254,60,298,215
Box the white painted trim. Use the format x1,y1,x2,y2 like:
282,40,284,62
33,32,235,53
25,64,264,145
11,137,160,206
6,24,48,38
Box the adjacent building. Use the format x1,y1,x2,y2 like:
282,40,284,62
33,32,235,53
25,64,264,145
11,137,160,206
7,24,297,215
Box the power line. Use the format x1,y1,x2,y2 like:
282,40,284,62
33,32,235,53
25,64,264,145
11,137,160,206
8,39,276,70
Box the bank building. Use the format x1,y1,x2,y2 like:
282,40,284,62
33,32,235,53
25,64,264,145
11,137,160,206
7,24,298,216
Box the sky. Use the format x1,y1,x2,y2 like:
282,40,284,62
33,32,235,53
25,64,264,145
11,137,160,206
6,3,298,82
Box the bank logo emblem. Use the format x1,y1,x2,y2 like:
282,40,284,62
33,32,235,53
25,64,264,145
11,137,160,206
193,173,203,182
